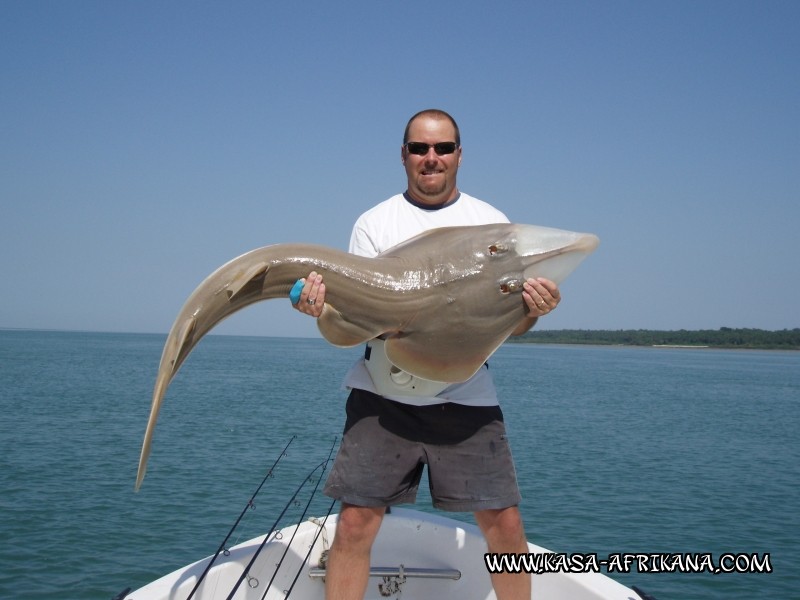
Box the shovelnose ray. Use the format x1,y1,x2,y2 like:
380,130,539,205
136,223,599,489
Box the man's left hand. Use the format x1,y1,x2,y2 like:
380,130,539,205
522,277,561,317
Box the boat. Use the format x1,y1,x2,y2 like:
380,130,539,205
120,507,649,600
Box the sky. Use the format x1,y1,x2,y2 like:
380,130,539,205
2,0,798,339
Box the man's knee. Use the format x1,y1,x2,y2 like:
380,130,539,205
474,506,527,550
332,504,386,550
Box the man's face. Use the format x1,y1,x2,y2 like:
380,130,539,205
402,116,462,206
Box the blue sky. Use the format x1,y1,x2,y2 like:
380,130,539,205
2,1,798,338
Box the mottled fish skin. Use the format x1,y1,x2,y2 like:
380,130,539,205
136,223,599,489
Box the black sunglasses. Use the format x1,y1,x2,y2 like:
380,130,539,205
404,141,459,156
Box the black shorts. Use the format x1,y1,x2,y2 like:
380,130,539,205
323,388,522,512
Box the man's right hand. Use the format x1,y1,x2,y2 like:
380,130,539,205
292,271,325,318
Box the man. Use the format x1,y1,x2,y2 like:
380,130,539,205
293,109,561,600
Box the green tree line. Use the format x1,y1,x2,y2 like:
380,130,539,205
511,328,800,350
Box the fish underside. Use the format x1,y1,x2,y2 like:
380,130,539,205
136,223,599,489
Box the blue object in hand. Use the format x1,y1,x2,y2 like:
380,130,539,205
289,279,304,305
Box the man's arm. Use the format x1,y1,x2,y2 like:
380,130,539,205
511,315,539,336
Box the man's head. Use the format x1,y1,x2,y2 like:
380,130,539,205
401,109,462,206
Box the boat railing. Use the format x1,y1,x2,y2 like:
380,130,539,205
308,564,462,580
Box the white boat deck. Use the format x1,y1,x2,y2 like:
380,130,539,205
125,508,641,600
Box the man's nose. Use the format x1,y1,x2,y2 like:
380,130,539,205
423,147,439,161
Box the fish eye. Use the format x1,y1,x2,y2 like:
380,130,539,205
499,280,520,294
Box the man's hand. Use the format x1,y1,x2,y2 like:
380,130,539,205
522,277,560,318
511,277,561,336
292,271,326,318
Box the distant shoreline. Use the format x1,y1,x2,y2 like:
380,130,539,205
651,344,709,348
511,327,800,350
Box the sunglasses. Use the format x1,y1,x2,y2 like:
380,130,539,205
404,141,459,156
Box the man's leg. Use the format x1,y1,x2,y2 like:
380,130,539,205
325,503,386,600
474,506,531,600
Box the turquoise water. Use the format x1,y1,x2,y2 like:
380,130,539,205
0,331,797,599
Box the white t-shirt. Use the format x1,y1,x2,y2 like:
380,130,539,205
342,192,510,407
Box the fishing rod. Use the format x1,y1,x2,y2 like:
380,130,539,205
283,497,337,598
185,436,295,600
225,439,337,600
260,439,338,600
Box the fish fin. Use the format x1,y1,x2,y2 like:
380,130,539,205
226,262,269,301
385,334,502,383
136,371,167,491
168,315,197,371
317,304,381,347
136,315,197,490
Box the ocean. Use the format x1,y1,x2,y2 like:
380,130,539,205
0,330,797,599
